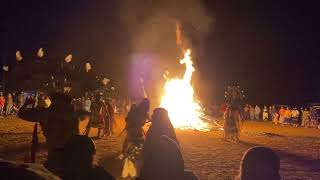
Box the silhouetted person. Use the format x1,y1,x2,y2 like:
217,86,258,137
18,92,90,176
236,146,281,180
144,108,178,148
104,99,114,136
86,95,107,138
139,108,197,179
224,104,241,142
62,135,114,180
139,135,197,180
6,93,13,115
123,99,150,154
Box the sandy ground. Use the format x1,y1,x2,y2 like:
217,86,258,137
0,116,319,180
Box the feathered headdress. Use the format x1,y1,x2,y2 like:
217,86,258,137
224,85,245,108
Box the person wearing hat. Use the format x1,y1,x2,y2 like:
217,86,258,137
62,135,114,180
18,92,91,176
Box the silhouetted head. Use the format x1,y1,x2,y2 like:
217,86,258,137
236,146,280,180
152,108,170,124
63,135,96,176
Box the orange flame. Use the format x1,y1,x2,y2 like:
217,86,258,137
160,49,208,131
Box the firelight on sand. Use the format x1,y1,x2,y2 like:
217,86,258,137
160,49,209,131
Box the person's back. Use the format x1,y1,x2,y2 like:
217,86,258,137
62,135,114,180
236,146,281,180
139,135,197,180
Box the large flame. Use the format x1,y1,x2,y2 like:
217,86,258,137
160,49,208,131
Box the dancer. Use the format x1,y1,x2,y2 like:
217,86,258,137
223,85,245,142
18,92,90,176
122,98,150,155
85,95,107,138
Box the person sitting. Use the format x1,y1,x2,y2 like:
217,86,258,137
138,135,197,180
235,146,281,180
62,135,114,180
138,108,197,180
144,108,178,146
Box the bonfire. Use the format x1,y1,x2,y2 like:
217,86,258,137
160,48,209,131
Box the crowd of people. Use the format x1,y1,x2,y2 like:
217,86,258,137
0,91,52,118
242,105,320,129
0,91,285,180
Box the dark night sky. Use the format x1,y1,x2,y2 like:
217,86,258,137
1,0,320,105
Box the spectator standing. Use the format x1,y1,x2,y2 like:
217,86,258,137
279,106,285,125
291,108,300,127
0,93,5,118
262,106,269,121
249,105,255,121
273,111,279,125
243,105,250,120
254,105,261,120
310,107,319,128
270,106,277,121
284,107,292,125
6,93,13,115
18,92,25,108
302,108,310,127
